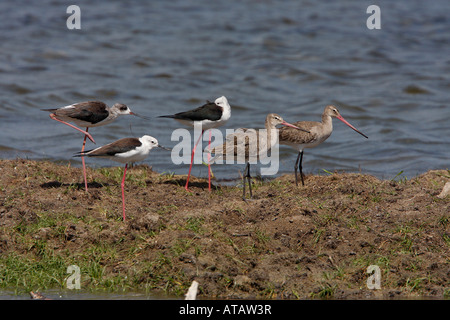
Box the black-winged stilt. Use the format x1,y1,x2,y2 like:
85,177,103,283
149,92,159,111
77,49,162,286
42,101,149,191
159,96,231,192
74,135,169,221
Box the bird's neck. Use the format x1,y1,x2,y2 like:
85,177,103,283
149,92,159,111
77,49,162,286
107,110,120,121
321,114,333,132
221,104,231,121
264,120,279,148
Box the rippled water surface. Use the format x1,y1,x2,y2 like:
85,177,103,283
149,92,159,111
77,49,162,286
1,0,449,181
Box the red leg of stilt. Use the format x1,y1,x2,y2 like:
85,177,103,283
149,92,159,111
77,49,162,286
121,163,128,221
185,130,204,191
207,129,212,191
49,114,96,144
81,127,89,192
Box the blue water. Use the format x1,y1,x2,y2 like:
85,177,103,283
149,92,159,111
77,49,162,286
0,0,449,181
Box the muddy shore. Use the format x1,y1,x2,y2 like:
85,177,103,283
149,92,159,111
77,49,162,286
0,159,448,299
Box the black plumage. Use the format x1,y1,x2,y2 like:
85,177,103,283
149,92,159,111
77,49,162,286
159,101,223,122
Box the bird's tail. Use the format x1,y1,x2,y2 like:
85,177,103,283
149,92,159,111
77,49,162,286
157,115,176,119
73,149,95,157
205,146,223,164
73,152,86,158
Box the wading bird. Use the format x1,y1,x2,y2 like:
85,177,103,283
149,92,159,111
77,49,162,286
159,96,231,192
279,105,368,186
208,113,309,200
74,135,169,221
42,101,149,191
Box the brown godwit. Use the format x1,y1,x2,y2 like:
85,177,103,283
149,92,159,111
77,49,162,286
208,113,309,200
279,105,368,186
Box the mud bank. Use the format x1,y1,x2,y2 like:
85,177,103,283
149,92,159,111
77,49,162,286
0,159,448,299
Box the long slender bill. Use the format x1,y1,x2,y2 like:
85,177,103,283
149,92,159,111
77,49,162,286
281,121,310,133
158,144,172,151
130,112,152,120
337,115,368,139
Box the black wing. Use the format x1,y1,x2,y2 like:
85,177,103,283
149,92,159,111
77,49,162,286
70,101,110,124
159,101,223,121
45,101,109,124
75,138,142,157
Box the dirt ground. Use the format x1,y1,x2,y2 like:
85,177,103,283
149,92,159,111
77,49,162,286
0,159,449,299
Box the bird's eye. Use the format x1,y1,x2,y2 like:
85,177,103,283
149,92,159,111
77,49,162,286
120,106,127,111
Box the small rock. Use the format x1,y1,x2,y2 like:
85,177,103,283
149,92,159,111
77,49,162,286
437,182,450,198
326,240,338,249
179,253,197,264
36,227,52,240
185,280,199,300
198,256,216,271
234,275,251,287
30,291,52,300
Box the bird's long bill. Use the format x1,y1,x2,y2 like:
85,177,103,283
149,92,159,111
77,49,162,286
130,112,151,120
158,144,171,151
281,121,310,133
337,115,368,139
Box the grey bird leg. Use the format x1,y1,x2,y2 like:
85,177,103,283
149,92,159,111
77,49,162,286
294,151,301,186
298,150,305,186
242,162,253,201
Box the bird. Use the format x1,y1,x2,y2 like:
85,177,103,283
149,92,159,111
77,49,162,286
278,105,368,186
208,113,309,200
158,96,231,192
42,101,150,191
74,135,169,221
